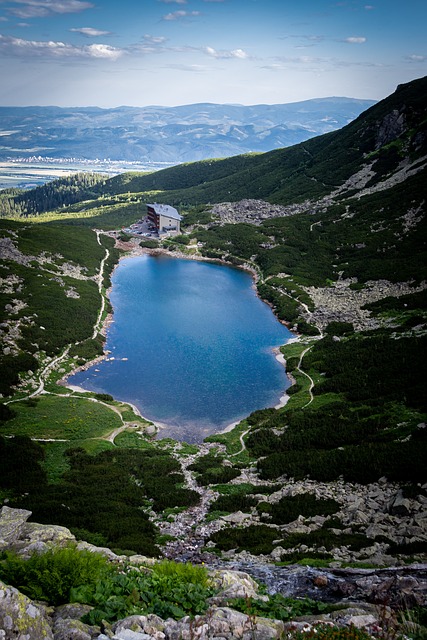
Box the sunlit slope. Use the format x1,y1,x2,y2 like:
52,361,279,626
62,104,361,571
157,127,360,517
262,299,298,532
101,75,427,205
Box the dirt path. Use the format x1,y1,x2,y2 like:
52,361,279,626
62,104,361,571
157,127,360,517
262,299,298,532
297,345,316,408
92,230,110,339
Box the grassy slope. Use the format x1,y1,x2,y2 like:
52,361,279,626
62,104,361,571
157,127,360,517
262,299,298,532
98,75,427,206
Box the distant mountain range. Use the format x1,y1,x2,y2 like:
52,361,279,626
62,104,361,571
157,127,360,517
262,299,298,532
0,98,375,164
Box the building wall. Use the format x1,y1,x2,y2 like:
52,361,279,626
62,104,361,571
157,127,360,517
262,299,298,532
159,214,180,233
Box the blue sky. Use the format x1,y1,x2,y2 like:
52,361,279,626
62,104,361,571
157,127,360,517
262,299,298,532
0,0,426,107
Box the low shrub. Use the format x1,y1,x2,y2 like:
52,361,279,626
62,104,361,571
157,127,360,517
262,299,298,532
288,624,373,640
265,493,340,525
209,493,257,514
229,594,334,622
281,529,374,552
189,453,240,486
210,525,280,555
0,545,112,606
77,560,214,625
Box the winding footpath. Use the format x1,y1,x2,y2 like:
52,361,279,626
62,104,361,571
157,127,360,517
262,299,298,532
4,230,139,444
92,229,110,339
297,344,316,409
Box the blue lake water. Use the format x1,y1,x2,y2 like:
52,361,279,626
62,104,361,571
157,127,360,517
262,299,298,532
69,254,292,442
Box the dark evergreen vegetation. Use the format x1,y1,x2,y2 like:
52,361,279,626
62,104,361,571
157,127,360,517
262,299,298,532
1,439,200,556
0,173,105,218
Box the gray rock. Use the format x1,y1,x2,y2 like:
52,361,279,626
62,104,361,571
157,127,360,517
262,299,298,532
21,522,76,548
53,602,94,622
112,631,152,640
390,490,412,516
0,579,53,640
112,615,165,640
53,618,93,640
0,505,32,546
209,569,260,603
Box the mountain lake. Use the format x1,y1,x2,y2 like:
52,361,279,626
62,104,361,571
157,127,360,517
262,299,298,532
69,254,293,442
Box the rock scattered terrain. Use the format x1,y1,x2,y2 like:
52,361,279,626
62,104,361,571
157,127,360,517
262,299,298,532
301,278,427,332
211,199,309,225
1,506,426,640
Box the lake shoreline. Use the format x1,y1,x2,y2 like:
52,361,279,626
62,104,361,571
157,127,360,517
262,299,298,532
59,236,298,442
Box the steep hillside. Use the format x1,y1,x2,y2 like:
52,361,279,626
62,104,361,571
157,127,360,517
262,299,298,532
98,76,426,206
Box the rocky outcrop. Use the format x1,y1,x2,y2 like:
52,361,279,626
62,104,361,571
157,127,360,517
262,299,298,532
0,508,426,640
211,199,309,225
301,278,427,331
0,581,53,640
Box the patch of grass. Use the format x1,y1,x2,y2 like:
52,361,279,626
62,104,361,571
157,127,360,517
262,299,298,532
204,419,251,457
0,395,122,441
215,482,256,495
114,431,155,449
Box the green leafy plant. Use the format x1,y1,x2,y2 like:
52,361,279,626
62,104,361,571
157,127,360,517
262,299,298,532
76,560,214,625
0,545,113,606
286,624,373,640
228,594,334,621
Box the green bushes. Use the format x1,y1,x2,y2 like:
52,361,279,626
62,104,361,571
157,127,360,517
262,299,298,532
0,545,112,606
209,492,257,514
288,624,373,640
307,335,427,411
260,493,340,525
0,351,38,397
0,551,214,625
77,560,214,625
210,525,280,555
229,594,333,622
324,321,354,336
0,435,46,492
189,453,240,486
280,528,374,553
68,335,105,361
257,439,427,484
12,447,199,557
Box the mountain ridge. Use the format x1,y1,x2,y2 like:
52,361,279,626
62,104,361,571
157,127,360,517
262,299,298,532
0,97,375,164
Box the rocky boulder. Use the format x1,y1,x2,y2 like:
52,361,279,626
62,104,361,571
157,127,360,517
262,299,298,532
0,580,53,640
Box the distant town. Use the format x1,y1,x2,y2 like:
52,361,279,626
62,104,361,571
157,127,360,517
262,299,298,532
0,157,177,190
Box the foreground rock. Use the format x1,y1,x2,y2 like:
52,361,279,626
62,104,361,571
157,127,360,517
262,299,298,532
1,507,426,639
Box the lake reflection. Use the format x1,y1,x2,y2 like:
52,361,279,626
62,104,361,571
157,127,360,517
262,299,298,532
69,254,292,442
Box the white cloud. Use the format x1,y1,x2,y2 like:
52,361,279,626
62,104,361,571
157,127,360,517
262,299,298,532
344,36,367,44
5,0,94,19
406,54,426,62
364,5,374,9
204,46,248,59
158,0,187,3
166,63,207,72
0,33,123,59
162,10,201,20
142,34,168,45
70,27,111,37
